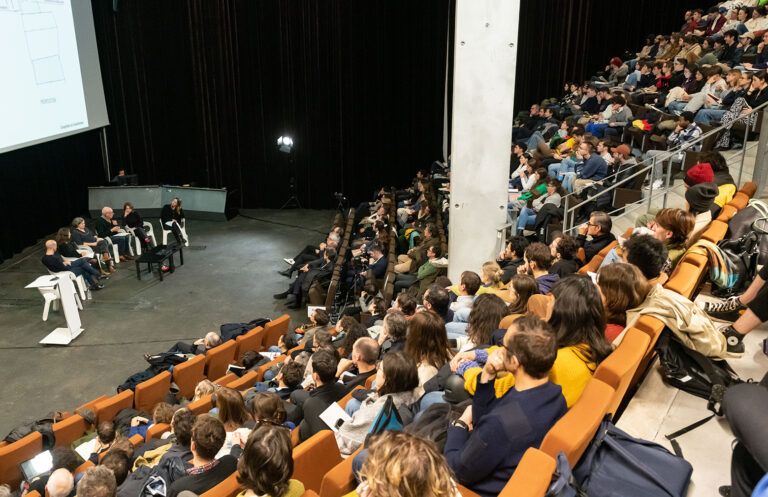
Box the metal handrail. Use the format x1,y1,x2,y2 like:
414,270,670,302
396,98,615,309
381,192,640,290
561,97,768,233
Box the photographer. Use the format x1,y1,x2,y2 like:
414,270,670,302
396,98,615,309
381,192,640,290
345,244,387,290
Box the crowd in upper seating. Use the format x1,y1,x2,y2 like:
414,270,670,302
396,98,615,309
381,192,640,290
8,3,768,497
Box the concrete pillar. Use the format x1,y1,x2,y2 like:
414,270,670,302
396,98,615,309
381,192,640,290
447,0,520,282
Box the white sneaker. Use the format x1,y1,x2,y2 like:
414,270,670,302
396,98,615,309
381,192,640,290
283,258,295,265
643,179,664,191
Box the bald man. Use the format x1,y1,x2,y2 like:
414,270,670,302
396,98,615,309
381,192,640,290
95,206,132,260
46,468,74,497
42,240,104,290
336,336,379,389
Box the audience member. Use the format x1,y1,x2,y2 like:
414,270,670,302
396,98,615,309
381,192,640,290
336,352,419,456
214,387,252,459
444,315,567,497
422,284,454,323
597,263,653,342
41,240,104,291
548,235,581,277
77,466,117,497
517,242,559,294
88,422,116,464
294,349,347,442
497,236,529,283
378,309,408,355
236,424,304,497
45,468,74,497
576,211,615,262
449,271,482,311
456,294,509,351
336,337,379,389
27,447,79,496
405,310,453,396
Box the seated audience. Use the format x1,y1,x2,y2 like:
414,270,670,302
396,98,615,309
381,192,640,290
405,311,453,396
41,240,104,291
456,293,509,351
597,262,653,342
26,447,79,496
294,349,347,442
356,432,462,497
214,387,252,459
516,177,564,235
449,271,481,312
549,235,581,277
77,466,116,497
444,315,567,497
280,231,340,278
274,247,336,309
44,468,74,497
335,351,419,456
685,182,718,242
517,242,559,294
100,451,130,487
249,391,291,429
336,337,379,389
167,415,238,497
421,284,454,323
496,236,529,283
576,211,615,262
88,421,116,464
638,207,695,271
236,424,304,497
377,309,408,356
500,273,539,316
335,322,369,359
394,244,441,295
623,234,669,286
128,402,174,439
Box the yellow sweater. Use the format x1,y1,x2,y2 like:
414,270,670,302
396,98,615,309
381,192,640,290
463,345,596,408
236,479,305,497
449,282,505,296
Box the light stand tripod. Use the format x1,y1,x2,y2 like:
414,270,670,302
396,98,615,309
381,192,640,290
280,150,302,210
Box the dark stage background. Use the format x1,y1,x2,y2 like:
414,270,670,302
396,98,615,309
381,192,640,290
0,0,711,262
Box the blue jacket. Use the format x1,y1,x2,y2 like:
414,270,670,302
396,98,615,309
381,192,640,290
369,255,388,279
577,153,607,181
444,379,567,497
536,272,560,294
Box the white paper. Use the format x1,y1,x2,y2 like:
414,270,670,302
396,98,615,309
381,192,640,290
319,402,352,433
307,305,325,318
74,438,96,461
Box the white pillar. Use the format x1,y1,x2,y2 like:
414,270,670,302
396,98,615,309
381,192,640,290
448,0,519,282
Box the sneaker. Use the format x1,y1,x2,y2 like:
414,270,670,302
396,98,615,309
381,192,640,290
719,485,731,497
702,296,745,320
643,179,664,190
723,326,745,354
283,258,295,265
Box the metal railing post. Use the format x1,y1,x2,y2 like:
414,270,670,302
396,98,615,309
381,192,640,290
663,153,672,208
648,156,656,211
563,194,569,233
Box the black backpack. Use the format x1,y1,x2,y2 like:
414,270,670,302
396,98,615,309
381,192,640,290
404,399,471,452
655,330,744,456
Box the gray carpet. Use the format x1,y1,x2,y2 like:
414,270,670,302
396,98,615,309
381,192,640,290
0,209,335,437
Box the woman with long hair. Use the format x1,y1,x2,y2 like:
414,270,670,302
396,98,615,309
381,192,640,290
122,202,151,250
457,293,509,352
236,423,304,497
214,387,252,459
335,352,419,456
651,208,695,270
404,311,453,396
55,227,105,275
505,273,539,314
161,197,186,245
597,263,652,342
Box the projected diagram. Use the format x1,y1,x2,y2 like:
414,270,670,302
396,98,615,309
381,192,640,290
0,0,66,84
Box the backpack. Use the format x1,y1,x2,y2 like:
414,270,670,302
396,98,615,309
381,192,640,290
711,231,759,297
655,330,744,455
573,416,693,497
3,412,61,449
220,318,270,342
727,199,768,266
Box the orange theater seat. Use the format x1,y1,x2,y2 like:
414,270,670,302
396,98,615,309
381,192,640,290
204,340,237,381
301,491,320,497
664,261,701,300
135,371,172,414
200,471,241,497
499,448,557,497
539,378,614,467
94,390,134,424
740,182,757,199
716,204,738,222
172,354,207,400
729,192,750,210
235,326,266,357
338,386,363,409
700,220,728,244
0,432,43,487
188,394,214,415
594,328,651,416
255,356,286,382
53,414,91,448
319,447,364,497
293,431,343,493
213,373,238,387
263,315,291,349
129,433,144,446
76,395,109,413
228,370,260,391
146,422,171,440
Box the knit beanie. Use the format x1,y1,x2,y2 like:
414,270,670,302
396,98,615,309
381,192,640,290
685,182,718,213
685,163,715,187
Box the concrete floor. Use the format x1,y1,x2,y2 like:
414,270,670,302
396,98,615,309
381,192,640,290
0,209,335,437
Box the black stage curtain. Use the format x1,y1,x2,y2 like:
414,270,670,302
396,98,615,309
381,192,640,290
0,131,104,263
90,0,451,211
515,0,705,111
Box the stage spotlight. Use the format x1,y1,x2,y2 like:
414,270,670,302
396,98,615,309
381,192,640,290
277,135,294,153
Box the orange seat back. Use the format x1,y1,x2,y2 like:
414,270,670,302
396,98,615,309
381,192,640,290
228,370,260,391
235,326,266,359
579,240,618,274
76,395,109,413
205,340,237,381
540,378,614,467
664,261,701,299
594,329,651,416
188,393,214,415
319,447,363,497
576,247,586,263
200,471,241,497
53,414,90,448
729,192,750,210
172,354,207,400
338,386,363,409
364,374,376,390
716,204,738,222
213,373,238,387
700,220,728,243
94,390,134,424
146,422,171,440
499,448,557,497
301,491,320,497
0,432,43,487
293,431,343,493
263,315,291,349
527,294,554,320
740,181,757,199
135,370,172,414
499,313,523,330
129,433,145,447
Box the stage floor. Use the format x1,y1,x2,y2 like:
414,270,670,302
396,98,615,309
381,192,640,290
0,209,335,437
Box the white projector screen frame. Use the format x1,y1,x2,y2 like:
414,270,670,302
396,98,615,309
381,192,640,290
0,0,109,154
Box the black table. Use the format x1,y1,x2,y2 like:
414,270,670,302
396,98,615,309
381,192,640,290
135,245,184,281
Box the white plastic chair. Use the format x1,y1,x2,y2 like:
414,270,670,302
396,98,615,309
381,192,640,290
161,221,189,247
76,244,110,270
39,272,85,320
143,222,157,247
48,270,87,304
39,285,60,321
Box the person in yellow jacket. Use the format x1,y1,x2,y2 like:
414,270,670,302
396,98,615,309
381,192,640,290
450,275,613,408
